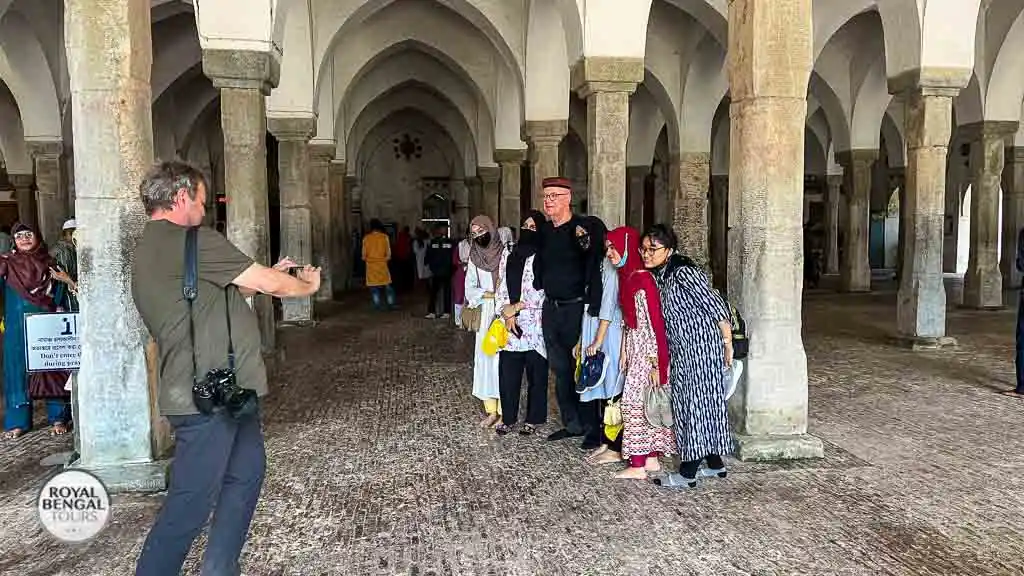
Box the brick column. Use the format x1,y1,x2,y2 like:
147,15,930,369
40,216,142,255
727,0,823,461
495,149,526,228
268,117,316,323
572,57,642,228
523,120,567,212
836,150,877,292
962,121,1017,308
203,48,279,352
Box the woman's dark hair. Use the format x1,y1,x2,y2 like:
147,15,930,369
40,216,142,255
369,218,385,232
643,223,678,250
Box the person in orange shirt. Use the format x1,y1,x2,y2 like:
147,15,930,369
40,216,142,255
362,219,396,310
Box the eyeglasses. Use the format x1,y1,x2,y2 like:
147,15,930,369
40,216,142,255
543,192,569,202
639,245,667,256
13,231,34,240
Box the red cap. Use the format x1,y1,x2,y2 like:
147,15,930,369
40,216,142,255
541,176,572,191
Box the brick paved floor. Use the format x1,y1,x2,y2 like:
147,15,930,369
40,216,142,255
1,286,1023,575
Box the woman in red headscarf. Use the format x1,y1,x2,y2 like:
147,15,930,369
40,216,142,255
0,223,72,439
605,226,676,479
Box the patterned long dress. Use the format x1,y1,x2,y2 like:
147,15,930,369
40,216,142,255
656,261,734,462
621,290,677,459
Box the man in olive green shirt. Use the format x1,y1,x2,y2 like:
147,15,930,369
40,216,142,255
131,160,320,576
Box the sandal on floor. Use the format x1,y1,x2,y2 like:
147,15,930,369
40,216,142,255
50,423,69,436
2,428,25,440
495,424,513,436
652,473,698,489
519,424,537,436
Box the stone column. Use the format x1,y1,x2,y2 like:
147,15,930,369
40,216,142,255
890,168,907,284
466,176,483,220
672,152,711,269
727,0,823,461
328,161,348,294
836,150,877,292
203,49,279,353
572,58,642,228
892,74,966,346
269,117,315,324
342,172,359,288
709,175,729,292
495,149,526,228
452,179,470,235
523,120,567,211
626,166,647,229
1001,147,1024,290
66,0,166,492
9,173,36,229
308,144,335,301
28,141,68,244
478,167,500,224
963,121,1017,308
824,174,842,275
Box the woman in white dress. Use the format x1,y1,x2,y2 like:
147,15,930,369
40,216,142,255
465,215,508,427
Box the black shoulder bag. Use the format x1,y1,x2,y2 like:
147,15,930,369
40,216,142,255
184,227,257,418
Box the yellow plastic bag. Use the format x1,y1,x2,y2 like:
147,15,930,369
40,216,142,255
1,317,5,334
481,318,508,356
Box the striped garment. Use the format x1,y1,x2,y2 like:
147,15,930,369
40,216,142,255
655,259,734,462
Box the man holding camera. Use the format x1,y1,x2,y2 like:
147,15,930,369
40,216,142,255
131,161,320,576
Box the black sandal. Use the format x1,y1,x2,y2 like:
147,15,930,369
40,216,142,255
496,424,513,436
519,424,537,436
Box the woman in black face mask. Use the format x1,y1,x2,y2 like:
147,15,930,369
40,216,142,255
466,215,507,427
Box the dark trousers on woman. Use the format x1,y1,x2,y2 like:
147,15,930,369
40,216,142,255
499,350,548,426
135,405,266,576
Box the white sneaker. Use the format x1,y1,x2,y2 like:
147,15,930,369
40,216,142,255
425,313,437,319
440,313,450,319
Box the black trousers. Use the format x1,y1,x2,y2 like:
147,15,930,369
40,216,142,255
136,404,266,576
428,275,452,315
542,300,585,434
498,350,548,426
1016,294,1024,394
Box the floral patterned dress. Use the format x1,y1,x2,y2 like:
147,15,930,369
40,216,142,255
495,253,546,357
621,289,677,459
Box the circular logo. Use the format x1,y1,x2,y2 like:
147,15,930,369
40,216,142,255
36,469,111,543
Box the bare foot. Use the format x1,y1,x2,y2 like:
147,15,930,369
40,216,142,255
613,467,649,480
644,456,662,472
592,451,622,465
479,414,499,428
2,428,25,440
1000,390,1024,398
50,423,68,436
585,445,609,462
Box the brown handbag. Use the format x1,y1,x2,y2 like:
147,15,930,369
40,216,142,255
29,370,72,399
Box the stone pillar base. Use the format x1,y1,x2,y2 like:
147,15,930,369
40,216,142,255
891,334,959,351
735,433,824,462
278,319,318,329
70,458,169,494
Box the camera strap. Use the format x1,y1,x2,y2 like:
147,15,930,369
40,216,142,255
183,227,235,381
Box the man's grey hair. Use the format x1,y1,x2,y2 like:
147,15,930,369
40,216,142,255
139,160,209,215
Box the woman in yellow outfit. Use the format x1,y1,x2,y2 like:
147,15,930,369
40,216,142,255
362,219,396,310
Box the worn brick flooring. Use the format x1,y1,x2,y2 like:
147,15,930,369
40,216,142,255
1,286,1023,575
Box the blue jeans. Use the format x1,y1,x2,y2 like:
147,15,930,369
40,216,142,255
370,284,396,309
135,405,266,576
1016,296,1024,394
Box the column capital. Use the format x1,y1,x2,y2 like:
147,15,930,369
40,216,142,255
477,166,501,184
959,120,1019,141
887,67,971,98
522,119,568,144
202,48,280,94
571,56,643,98
26,140,63,159
493,148,527,164
1006,146,1024,164
267,116,316,141
7,173,33,189
835,149,879,167
309,143,336,163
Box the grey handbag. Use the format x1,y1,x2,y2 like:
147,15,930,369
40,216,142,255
644,383,673,429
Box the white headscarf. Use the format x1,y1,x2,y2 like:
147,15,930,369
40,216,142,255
458,238,471,263
497,226,514,248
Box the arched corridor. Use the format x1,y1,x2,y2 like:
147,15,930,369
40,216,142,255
1,291,1022,574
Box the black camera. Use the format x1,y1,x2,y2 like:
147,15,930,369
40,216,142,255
192,368,258,419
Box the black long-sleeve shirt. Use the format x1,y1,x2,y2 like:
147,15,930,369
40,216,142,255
538,216,587,301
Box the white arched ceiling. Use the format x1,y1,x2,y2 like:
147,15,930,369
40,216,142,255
0,10,60,141
642,68,680,154
881,110,906,167
151,12,202,103
850,53,893,150
355,109,464,181
268,0,315,116
626,84,666,167
0,80,29,173
644,0,706,153
805,127,827,176
979,3,1024,123
152,0,196,24
808,72,851,153
662,0,726,46
340,50,493,167
680,33,728,153
812,0,875,62
580,0,654,58
155,71,217,160
313,0,525,115
323,2,524,150
876,0,982,82
807,108,832,152
550,0,583,64
347,85,477,177
525,0,570,121
193,0,278,55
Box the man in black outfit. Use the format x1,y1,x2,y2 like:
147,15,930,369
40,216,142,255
537,176,597,443
425,224,454,319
